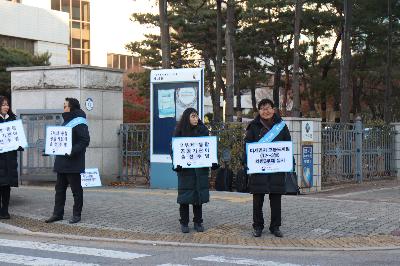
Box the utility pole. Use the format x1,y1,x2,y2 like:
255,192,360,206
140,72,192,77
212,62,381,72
225,0,235,122
340,0,352,122
384,0,393,123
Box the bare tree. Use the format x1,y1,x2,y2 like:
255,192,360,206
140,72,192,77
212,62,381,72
225,0,235,122
292,0,302,117
159,0,171,68
340,0,352,122
384,0,393,123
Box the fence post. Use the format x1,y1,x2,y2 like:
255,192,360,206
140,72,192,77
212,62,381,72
355,116,363,183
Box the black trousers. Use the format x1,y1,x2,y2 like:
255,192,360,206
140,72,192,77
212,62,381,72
179,204,203,225
53,173,83,217
0,186,10,214
252,193,281,231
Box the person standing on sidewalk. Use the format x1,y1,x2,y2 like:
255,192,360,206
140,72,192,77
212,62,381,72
45,98,90,224
172,108,219,233
0,96,23,219
244,98,291,238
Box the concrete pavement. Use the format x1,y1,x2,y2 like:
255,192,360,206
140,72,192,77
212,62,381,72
1,181,400,250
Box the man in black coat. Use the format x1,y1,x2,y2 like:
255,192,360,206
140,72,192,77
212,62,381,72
45,98,90,224
244,98,291,238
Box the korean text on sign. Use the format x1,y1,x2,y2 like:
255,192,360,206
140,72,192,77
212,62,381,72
172,136,218,168
81,168,102,188
246,141,293,174
0,120,28,153
45,126,72,155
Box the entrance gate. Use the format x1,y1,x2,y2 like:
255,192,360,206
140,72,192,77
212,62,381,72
18,110,63,182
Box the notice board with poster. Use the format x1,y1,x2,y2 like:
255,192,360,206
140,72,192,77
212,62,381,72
150,68,204,189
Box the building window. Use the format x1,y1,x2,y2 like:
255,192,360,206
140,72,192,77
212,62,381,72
107,53,142,71
51,0,90,65
6,0,21,3
71,49,81,64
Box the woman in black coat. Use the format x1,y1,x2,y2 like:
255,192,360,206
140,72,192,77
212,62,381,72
0,96,22,219
172,108,218,233
244,98,291,238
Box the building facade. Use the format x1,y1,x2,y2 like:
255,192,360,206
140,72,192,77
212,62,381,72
1,0,156,68
0,0,69,65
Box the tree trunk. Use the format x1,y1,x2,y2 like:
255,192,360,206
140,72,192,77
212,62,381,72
159,0,171,68
340,0,352,122
282,65,290,117
273,66,281,110
225,0,235,122
292,0,302,117
384,0,393,123
214,0,223,122
203,54,218,120
250,79,257,113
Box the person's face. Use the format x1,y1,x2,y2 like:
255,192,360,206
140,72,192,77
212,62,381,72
259,104,274,120
189,112,199,126
1,100,9,115
63,101,71,113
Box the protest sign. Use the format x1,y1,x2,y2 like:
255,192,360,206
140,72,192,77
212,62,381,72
81,168,102,188
246,141,293,174
45,126,72,155
172,136,217,168
0,120,28,153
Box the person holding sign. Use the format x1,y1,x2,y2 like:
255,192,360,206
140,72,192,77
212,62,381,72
0,96,24,219
244,98,291,238
172,108,219,233
45,98,90,224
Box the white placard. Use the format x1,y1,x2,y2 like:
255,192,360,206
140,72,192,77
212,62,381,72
81,168,102,187
45,126,72,155
246,141,293,174
0,120,28,153
301,121,314,142
172,136,218,168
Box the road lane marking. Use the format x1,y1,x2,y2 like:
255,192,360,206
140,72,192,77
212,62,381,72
193,255,305,266
0,239,150,260
0,252,98,266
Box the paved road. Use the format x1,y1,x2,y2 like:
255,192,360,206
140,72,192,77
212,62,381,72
1,184,400,248
0,234,399,266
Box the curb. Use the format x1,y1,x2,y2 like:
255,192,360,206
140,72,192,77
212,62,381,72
1,221,400,252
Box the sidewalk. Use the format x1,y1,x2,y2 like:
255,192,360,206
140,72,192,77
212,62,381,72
1,181,400,250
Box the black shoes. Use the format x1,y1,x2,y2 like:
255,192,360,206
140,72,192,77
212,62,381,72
253,228,262,237
45,215,63,223
180,224,189,233
0,212,10,219
69,216,81,224
194,223,204,232
270,228,283,238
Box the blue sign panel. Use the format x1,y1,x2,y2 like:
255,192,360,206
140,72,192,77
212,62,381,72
301,145,313,188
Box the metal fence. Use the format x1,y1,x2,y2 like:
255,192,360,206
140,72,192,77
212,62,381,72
119,123,150,184
321,119,396,184
19,112,63,182
120,120,396,186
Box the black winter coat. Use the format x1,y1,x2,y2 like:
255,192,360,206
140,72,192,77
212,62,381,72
54,109,90,174
244,114,291,194
173,121,210,205
0,113,19,187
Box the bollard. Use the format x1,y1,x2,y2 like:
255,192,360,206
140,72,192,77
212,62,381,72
355,116,363,183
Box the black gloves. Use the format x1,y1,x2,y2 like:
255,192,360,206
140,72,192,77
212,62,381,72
17,146,24,151
211,163,220,170
172,165,183,172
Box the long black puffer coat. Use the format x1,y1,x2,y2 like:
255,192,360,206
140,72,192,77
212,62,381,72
54,109,90,174
244,114,291,194
173,121,210,205
0,113,19,187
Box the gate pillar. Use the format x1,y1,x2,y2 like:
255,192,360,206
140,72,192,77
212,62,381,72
8,65,123,184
